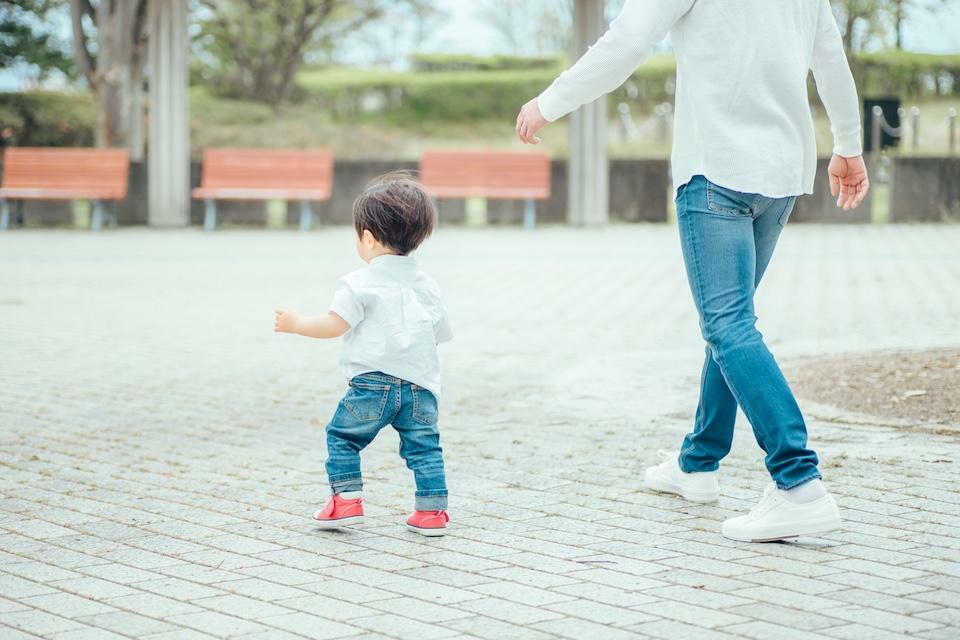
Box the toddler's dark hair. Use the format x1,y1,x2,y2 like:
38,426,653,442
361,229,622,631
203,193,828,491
352,172,435,256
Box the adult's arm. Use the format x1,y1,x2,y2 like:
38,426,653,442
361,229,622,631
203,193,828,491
810,0,862,157
537,0,695,123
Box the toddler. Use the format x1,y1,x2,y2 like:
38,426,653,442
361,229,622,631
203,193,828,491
274,173,452,536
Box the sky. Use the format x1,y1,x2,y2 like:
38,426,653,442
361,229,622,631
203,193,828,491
422,1,960,56
2,0,959,91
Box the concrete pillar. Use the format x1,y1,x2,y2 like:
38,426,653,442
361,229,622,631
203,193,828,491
148,0,189,226
569,0,609,226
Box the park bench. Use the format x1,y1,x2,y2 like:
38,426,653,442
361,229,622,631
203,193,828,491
192,148,334,231
0,147,129,231
420,150,551,229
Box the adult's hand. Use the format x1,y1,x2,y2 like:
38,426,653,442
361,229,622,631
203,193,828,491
828,154,869,210
515,98,548,144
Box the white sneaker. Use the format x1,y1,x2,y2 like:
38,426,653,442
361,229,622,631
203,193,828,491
644,450,720,503
722,484,842,542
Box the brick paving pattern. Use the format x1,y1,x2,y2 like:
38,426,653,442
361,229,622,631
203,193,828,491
1,225,959,639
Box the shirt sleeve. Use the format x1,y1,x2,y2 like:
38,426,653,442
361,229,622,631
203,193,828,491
537,0,695,122
435,302,453,345
329,278,364,328
811,0,863,157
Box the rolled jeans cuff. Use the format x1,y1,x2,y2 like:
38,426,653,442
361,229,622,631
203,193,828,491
330,475,363,494
415,492,448,511
777,472,822,491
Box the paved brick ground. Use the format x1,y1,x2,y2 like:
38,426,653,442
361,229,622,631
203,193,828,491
1,225,959,640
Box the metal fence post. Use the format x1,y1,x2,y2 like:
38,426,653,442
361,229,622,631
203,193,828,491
871,106,883,157
656,102,672,148
949,108,957,156
910,106,920,151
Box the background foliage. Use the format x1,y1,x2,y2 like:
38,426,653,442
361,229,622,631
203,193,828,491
0,0,73,79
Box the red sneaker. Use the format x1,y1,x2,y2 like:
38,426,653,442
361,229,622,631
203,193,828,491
406,510,449,537
312,494,364,529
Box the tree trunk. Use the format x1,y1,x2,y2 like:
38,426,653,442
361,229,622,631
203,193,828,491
128,51,145,161
92,2,144,151
843,12,855,51
895,0,903,50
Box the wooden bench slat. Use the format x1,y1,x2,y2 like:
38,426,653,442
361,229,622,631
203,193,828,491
1,148,129,201
0,188,126,200
420,150,551,200
191,187,331,200
196,148,333,196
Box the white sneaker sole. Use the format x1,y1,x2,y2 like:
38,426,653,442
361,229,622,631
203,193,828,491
313,516,363,529
406,524,447,537
644,476,719,503
722,515,842,543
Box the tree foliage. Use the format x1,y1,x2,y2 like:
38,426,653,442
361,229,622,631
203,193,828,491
195,0,431,106
0,0,73,79
480,0,572,57
830,0,950,51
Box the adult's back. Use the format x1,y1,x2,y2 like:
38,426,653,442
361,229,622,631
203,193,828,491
532,0,861,198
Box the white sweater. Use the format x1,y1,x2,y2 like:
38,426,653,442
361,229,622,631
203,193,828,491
538,0,862,198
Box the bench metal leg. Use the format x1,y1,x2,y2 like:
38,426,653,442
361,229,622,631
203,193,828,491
91,200,104,231
109,201,118,227
299,199,313,231
0,199,9,231
523,198,536,230
432,197,440,229
204,199,217,231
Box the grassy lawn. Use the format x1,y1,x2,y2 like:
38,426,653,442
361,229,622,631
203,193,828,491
191,87,959,160
190,87,530,160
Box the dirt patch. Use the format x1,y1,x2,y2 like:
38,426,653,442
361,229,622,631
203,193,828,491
788,349,960,428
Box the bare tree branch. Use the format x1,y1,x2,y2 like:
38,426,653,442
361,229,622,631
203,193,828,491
132,0,148,47
68,0,97,88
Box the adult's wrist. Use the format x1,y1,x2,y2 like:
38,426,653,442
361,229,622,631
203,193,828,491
536,89,563,123
832,131,862,158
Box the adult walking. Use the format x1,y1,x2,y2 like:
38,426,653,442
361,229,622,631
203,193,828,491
516,0,869,542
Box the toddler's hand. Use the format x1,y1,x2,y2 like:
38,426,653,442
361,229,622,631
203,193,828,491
274,309,300,334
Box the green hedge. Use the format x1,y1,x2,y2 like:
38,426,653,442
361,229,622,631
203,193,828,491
852,52,960,99
298,55,677,123
4,51,958,149
409,53,561,72
0,91,95,147
297,52,958,124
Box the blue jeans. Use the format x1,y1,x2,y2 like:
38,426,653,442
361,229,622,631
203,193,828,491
675,176,820,490
325,372,448,510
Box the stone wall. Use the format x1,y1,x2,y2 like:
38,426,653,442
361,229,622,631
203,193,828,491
791,157,872,223
890,157,960,222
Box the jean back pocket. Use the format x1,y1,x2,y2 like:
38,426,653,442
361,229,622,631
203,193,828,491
344,380,390,422
411,386,438,425
706,181,752,218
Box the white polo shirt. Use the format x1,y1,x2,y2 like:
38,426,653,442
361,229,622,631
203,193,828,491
537,0,863,198
329,255,452,399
